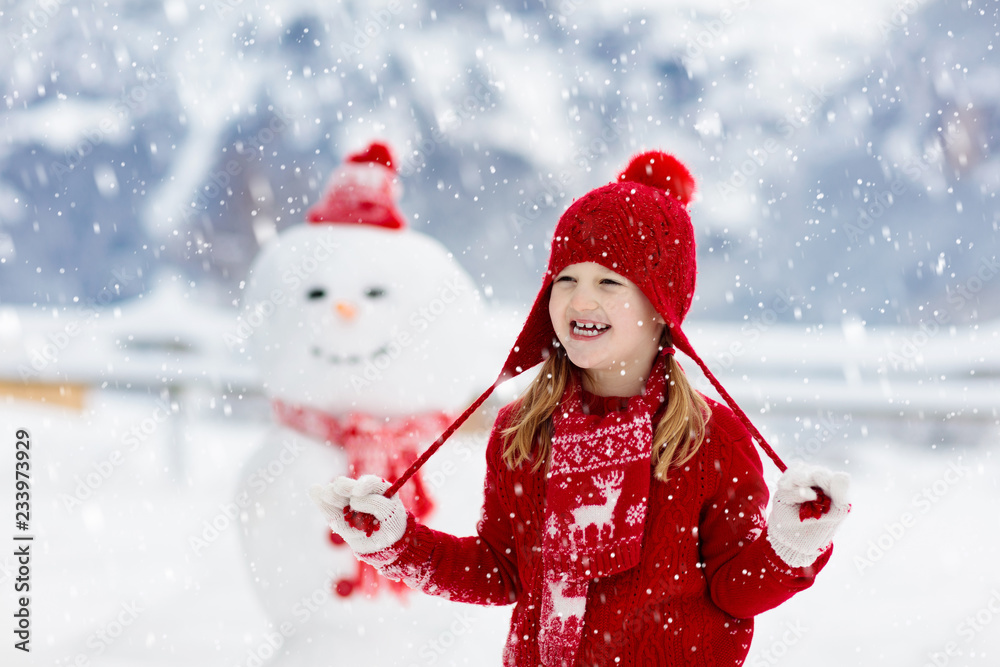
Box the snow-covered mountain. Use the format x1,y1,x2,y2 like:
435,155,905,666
1,0,997,329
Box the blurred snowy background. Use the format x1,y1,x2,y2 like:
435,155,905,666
1,0,999,665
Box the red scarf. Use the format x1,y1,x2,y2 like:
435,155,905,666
539,350,670,667
272,399,453,519
272,399,452,596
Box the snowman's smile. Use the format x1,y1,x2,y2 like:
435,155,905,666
310,342,391,365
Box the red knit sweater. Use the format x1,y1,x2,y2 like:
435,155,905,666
368,394,832,666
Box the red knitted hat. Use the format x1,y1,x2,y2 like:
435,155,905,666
500,151,698,378
306,141,406,229
386,150,785,498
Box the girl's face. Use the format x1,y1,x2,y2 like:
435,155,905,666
548,262,665,396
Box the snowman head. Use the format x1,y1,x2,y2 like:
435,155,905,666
242,142,493,416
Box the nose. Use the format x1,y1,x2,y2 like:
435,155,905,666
568,284,598,312
334,301,357,321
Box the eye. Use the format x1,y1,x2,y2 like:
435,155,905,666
555,275,575,283
364,286,387,299
306,287,326,300
601,278,622,286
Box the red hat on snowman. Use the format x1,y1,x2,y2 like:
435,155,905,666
307,142,406,230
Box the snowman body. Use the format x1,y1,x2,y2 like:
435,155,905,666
238,222,500,663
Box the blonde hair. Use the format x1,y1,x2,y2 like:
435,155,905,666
501,336,711,482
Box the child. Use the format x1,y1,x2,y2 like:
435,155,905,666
311,150,850,666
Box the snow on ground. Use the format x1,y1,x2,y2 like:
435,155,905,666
0,383,998,666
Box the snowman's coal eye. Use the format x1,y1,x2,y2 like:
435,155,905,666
365,286,386,299
306,287,327,300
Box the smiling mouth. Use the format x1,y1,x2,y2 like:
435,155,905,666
310,343,391,364
571,321,611,338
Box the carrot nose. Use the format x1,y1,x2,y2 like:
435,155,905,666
335,301,357,320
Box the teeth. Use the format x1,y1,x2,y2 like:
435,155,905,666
572,321,609,337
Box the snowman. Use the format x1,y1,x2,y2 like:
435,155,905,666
237,142,508,663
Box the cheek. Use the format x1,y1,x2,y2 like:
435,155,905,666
614,301,639,324
548,296,562,326
630,298,660,325
615,302,657,332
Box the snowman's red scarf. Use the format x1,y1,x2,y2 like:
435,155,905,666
271,399,452,522
539,350,670,667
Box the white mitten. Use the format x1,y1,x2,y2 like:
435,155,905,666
309,474,408,555
766,461,851,568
